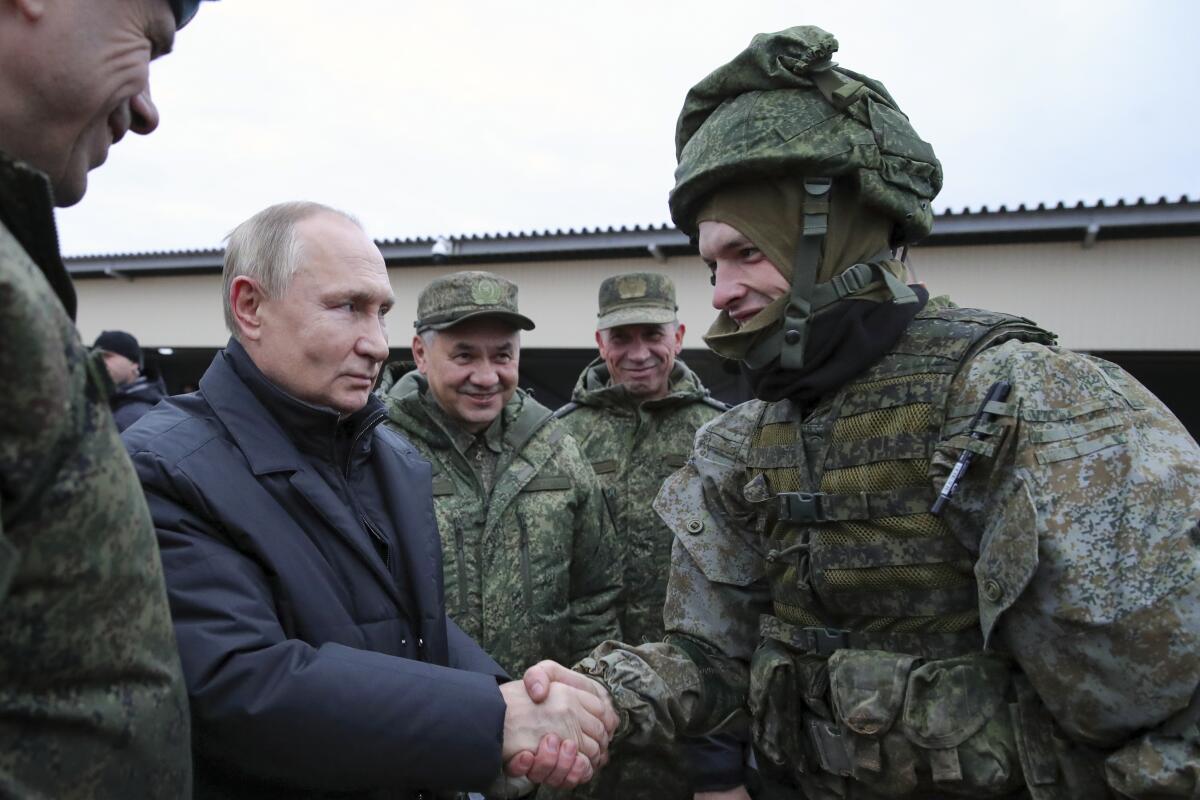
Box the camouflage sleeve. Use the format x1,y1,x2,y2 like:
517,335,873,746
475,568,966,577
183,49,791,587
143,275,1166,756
934,341,1200,752
563,436,623,664
578,406,770,747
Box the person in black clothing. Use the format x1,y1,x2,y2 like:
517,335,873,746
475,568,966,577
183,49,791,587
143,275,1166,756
94,329,167,431
123,201,616,799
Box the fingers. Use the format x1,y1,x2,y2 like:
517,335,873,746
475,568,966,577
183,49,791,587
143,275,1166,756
524,734,562,784
565,751,595,788
526,659,609,700
503,749,534,778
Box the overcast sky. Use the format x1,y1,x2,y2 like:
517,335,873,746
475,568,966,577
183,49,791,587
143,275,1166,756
56,0,1199,256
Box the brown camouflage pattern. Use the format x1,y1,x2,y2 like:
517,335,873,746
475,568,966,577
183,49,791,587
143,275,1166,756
578,305,1200,799
0,154,191,797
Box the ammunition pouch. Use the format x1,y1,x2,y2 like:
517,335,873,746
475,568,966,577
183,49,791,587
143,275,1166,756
749,628,1061,797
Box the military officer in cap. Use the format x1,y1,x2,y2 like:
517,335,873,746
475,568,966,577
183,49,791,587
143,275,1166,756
523,26,1200,800
554,272,743,799
378,270,622,677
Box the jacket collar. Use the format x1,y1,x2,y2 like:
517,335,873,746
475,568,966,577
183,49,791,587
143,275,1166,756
202,338,386,475
0,149,75,319
570,357,709,411
385,368,553,456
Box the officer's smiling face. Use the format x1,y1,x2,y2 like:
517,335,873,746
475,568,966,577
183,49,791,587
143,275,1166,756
414,318,520,433
596,322,684,401
698,220,790,326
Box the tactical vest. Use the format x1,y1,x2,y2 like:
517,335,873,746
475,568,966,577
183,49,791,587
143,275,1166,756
748,307,1053,657
744,307,1094,797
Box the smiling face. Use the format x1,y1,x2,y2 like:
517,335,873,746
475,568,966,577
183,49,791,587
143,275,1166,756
698,220,791,326
236,212,394,414
1,0,175,207
596,322,684,401
413,318,520,433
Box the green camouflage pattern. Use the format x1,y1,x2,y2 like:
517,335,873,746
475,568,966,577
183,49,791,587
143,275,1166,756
577,305,1200,799
379,365,621,675
560,359,724,646
670,26,941,243
595,272,678,331
553,359,725,800
0,154,191,797
414,269,535,332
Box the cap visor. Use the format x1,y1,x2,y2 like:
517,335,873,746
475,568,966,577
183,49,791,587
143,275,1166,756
425,310,535,332
596,306,677,331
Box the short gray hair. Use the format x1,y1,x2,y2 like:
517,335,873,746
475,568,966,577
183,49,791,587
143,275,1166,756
222,201,362,336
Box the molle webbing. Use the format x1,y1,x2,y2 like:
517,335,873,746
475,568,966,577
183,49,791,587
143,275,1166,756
748,309,1046,651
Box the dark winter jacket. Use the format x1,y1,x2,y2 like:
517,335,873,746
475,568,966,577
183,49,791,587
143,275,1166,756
123,339,508,799
111,374,166,431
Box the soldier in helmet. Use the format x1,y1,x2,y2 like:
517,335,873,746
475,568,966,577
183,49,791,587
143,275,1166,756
377,270,622,677
553,272,741,799
522,26,1200,799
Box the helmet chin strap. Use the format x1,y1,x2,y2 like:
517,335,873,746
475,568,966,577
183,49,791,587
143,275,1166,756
744,177,919,373
779,177,832,371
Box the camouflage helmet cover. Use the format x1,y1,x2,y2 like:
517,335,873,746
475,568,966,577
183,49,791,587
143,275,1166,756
669,26,942,244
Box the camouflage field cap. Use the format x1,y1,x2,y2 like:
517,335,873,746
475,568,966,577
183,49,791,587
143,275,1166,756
596,272,678,331
414,271,535,332
670,26,942,245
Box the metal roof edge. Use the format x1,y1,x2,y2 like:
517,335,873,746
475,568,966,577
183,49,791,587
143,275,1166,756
66,197,1199,277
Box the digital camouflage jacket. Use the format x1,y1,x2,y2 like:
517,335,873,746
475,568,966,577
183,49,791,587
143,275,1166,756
557,358,727,645
553,360,732,800
579,304,1200,800
0,151,191,796
379,366,621,675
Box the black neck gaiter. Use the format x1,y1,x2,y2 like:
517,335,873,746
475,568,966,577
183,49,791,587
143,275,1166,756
745,285,929,405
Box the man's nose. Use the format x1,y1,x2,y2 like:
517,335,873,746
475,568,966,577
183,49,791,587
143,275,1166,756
357,318,390,362
470,361,501,388
129,86,160,136
711,264,744,311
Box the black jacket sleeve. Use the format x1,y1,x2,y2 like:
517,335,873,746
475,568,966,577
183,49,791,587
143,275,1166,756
144,466,507,793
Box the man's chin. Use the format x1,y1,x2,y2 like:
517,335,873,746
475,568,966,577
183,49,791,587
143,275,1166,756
50,172,88,208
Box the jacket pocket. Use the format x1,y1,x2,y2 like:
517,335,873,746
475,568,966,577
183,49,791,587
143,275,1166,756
749,637,809,785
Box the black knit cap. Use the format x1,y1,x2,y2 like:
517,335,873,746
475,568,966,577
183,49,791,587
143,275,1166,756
93,330,143,368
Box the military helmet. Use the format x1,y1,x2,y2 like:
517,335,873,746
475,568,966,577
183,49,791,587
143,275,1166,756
669,26,941,245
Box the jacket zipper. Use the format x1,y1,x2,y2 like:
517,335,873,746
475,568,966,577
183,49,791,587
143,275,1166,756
515,513,534,611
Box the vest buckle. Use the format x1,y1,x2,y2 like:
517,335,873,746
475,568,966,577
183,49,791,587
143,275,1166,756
778,491,827,523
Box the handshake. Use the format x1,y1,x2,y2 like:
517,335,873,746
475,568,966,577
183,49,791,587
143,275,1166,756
498,660,617,791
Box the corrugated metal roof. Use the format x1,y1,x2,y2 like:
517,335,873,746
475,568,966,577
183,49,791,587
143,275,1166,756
66,195,1199,278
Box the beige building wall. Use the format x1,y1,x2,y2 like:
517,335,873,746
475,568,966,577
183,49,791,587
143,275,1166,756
73,236,1199,352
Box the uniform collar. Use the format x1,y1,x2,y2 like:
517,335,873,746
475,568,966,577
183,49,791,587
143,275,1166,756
0,149,74,319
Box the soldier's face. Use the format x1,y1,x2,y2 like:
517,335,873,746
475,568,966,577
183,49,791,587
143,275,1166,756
698,220,790,326
4,0,176,207
239,213,394,414
596,322,684,401
414,319,520,433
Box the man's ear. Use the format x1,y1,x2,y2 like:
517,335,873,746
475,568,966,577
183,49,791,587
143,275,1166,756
673,322,686,354
594,329,606,357
412,334,429,374
230,276,267,342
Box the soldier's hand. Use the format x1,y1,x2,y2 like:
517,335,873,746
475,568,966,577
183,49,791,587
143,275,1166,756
524,658,619,757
